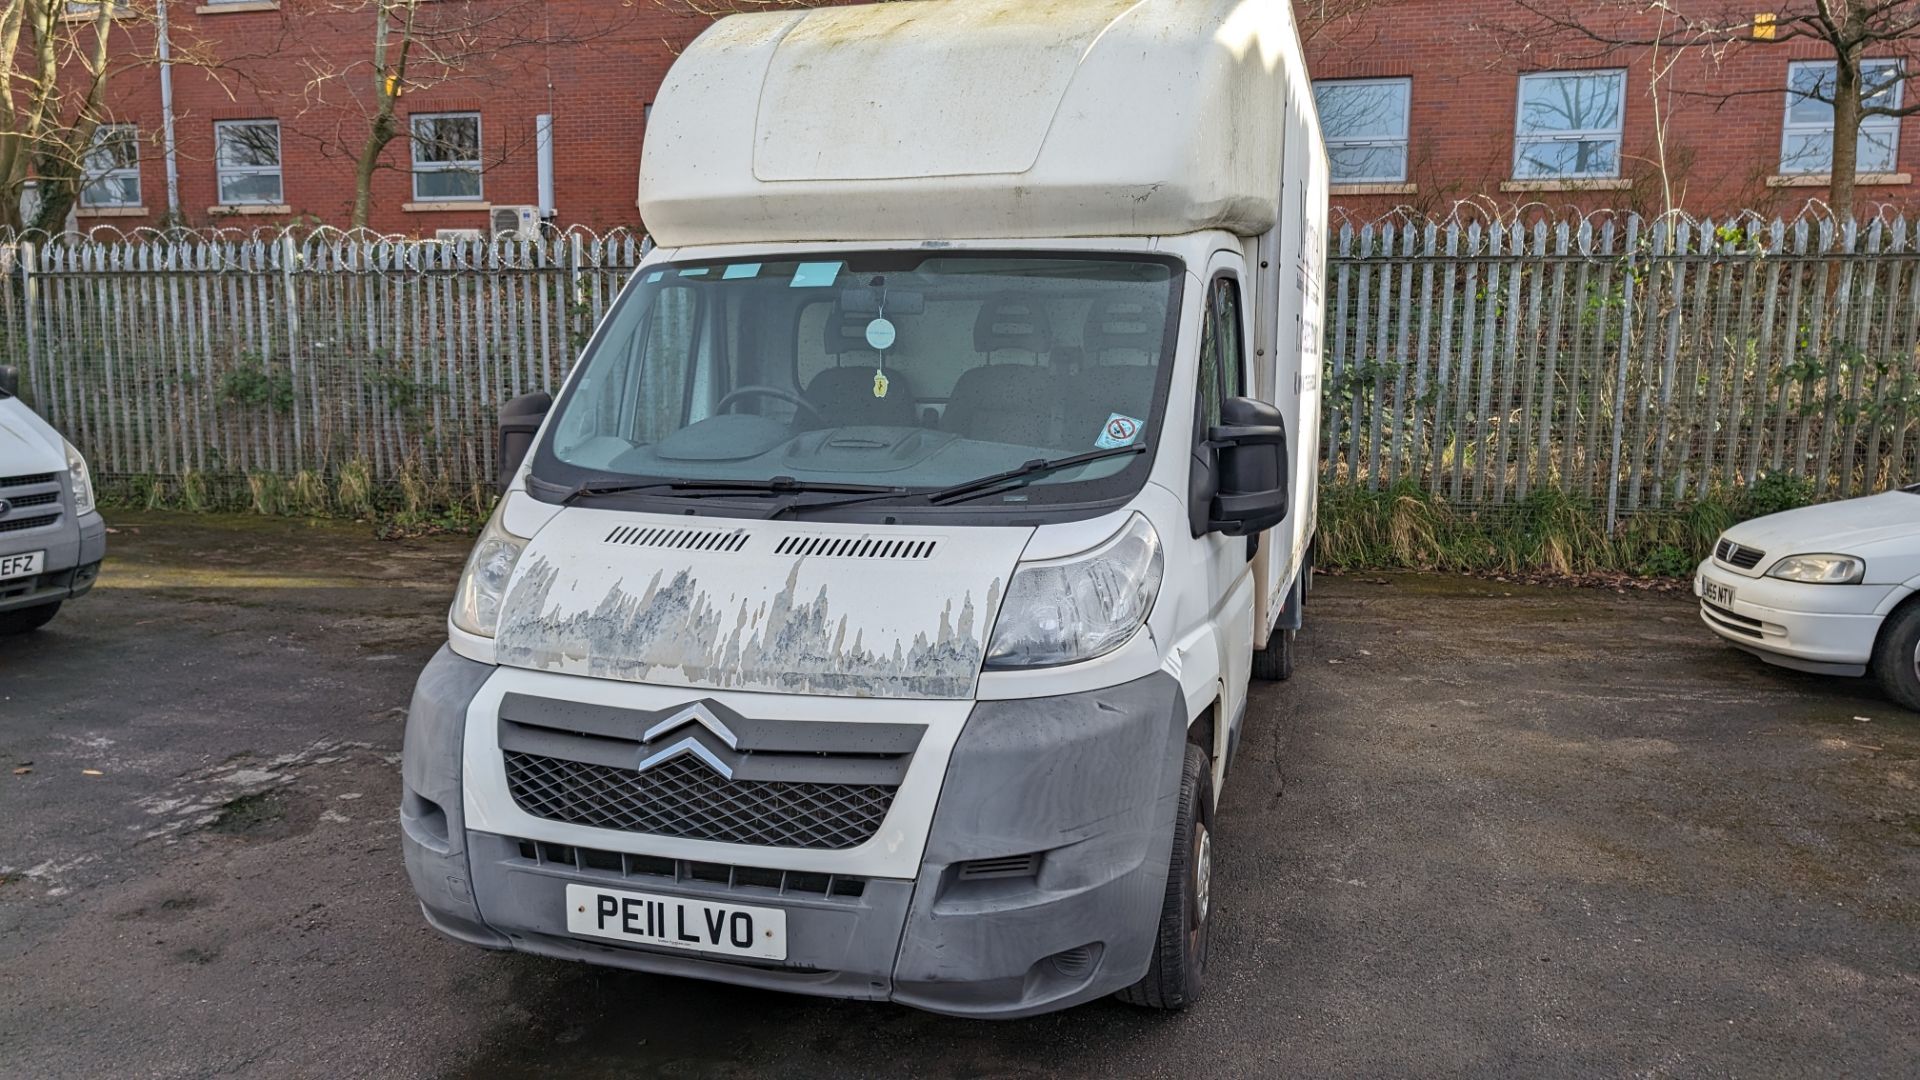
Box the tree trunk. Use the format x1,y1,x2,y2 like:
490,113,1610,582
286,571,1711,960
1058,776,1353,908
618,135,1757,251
1829,54,1862,226
27,167,76,233
350,110,397,230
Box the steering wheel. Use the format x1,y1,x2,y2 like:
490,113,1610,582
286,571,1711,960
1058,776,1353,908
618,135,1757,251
715,385,826,427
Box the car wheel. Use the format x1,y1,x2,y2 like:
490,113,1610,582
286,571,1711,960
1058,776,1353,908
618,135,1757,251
1871,603,1920,712
0,601,61,635
1251,627,1294,682
1117,740,1213,1011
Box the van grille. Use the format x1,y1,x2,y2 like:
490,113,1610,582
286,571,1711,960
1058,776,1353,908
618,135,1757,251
504,751,895,851
0,513,59,533
1715,538,1765,570
512,839,868,899
0,473,55,489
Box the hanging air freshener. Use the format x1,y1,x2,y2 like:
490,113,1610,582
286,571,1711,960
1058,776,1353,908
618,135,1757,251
866,316,896,397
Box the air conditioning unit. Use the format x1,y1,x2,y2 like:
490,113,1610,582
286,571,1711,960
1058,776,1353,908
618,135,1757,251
490,204,540,240
434,228,483,243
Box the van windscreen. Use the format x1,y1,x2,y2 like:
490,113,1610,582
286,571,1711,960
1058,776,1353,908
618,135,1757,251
534,253,1182,516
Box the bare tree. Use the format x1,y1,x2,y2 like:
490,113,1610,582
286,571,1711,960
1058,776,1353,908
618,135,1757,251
1485,1,1920,223
0,0,139,231
1294,0,1396,50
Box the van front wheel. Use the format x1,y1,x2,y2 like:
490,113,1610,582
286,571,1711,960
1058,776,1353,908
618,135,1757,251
1117,740,1213,1011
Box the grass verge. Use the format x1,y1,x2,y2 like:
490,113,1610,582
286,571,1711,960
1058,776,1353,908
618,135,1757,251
1317,473,1814,580
100,459,491,536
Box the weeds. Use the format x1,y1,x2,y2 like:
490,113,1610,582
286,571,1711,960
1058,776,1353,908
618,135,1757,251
1318,479,1792,579
100,459,489,534
246,473,287,516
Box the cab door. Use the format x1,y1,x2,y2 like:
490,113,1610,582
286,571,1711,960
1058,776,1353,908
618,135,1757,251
1196,253,1256,781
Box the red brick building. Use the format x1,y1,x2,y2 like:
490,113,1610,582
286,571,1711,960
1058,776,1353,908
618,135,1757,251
66,0,709,236
54,1,1920,236
1304,0,1920,221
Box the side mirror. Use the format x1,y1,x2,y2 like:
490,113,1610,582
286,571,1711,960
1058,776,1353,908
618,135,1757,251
496,390,552,494
0,364,18,397
1206,396,1289,536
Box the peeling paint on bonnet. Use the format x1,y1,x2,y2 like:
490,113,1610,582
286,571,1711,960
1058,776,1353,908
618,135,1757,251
492,514,1030,699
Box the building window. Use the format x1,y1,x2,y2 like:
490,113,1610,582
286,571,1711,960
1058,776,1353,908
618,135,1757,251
1513,70,1627,180
214,120,283,205
1781,60,1904,175
80,124,140,209
1313,78,1411,184
411,113,482,201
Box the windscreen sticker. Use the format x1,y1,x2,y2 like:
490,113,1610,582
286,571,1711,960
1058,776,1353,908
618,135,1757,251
1095,413,1144,449
678,268,710,278
723,263,762,280
791,262,842,288
645,271,664,283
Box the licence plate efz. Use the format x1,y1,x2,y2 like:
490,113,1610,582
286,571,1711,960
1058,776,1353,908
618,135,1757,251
1702,579,1736,607
0,551,43,581
565,883,787,961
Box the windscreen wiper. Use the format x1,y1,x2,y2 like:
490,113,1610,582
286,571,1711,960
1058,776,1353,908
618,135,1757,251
924,444,1148,506
543,475,899,506
772,444,1150,519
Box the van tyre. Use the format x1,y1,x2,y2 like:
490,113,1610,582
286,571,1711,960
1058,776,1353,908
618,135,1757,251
1871,603,1920,712
0,602,60,635
1251,628,1294,682
1118,740,1213,1011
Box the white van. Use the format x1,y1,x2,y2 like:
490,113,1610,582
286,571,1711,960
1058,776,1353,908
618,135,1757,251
403,0,1328,1017
0,364,104,633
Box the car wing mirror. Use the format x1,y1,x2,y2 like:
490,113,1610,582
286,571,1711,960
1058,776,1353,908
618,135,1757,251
1206,396,1289,537
497,390,553,494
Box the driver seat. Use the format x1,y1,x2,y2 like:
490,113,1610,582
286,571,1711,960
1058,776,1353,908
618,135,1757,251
805,308,917,428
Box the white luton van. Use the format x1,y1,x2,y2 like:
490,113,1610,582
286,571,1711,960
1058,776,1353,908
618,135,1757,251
403,0,1327,1017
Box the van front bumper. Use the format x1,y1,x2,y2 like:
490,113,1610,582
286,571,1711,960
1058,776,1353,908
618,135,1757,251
401,647,1188,1019
1693,558,1894,676
0,509,104,613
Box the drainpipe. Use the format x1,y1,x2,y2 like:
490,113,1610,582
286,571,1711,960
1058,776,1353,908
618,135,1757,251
536,113,555,220
156,0,181,220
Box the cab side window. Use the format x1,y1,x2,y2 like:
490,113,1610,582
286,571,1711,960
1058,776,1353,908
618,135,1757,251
1197,276,1246,437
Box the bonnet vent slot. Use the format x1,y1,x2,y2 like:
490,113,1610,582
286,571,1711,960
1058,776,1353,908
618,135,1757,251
773,535,939,560
603,526,752,553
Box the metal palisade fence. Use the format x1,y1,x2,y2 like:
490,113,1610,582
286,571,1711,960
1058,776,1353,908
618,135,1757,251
1,215,1917,518
1325,212,1920,525
0,228,645,499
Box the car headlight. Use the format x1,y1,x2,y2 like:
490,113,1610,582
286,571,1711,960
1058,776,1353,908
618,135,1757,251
451,499,531,637
986,514,1163,669
1766,554,1864,585
62,438,95,516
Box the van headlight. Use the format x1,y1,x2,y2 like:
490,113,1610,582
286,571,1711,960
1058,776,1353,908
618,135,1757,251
986,514,1163,669
1766,554,1864,585
451,499,531,637
63,439,95,516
